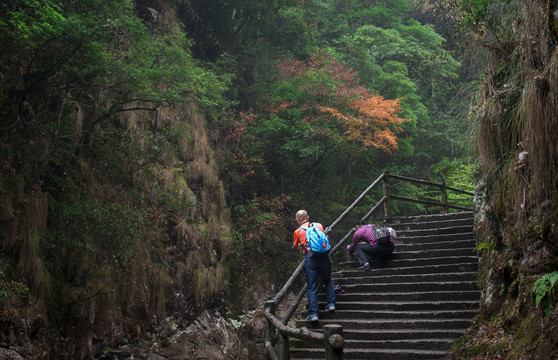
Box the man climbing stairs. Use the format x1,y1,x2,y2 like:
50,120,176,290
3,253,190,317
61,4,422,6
290,211,480,360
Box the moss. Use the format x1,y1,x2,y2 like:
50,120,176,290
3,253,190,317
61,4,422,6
505,314,542,358
448,322,513,359
541,189,558,235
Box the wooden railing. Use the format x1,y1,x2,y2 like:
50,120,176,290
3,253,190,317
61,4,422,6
263,171,474,359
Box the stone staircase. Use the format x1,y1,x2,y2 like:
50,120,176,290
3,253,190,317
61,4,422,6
290,211,480,360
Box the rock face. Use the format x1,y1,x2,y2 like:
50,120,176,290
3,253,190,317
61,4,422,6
0,0,260,356
0,90,243,358
95,310,248,360
0,99,244,359
84,305,274,360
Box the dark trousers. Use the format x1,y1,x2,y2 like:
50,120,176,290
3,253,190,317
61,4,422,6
355,242,394,265
304,252,335,316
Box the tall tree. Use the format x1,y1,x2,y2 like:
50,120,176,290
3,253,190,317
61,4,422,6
226,49,408,214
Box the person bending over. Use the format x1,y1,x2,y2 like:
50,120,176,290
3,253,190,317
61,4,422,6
347,219,395,271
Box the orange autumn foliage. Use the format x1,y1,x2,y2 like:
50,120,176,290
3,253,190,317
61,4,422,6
319,95,409,153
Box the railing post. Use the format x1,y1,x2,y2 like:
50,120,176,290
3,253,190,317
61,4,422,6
266,299,290,360
333,249,340,271
441,180,449,214
324,324,344,360
278,331,290,360
382,170,391,219
264,300,276,360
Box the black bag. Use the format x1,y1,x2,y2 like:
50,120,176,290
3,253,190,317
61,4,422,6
373,225,391,244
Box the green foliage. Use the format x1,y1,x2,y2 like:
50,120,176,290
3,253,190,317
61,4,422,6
180,0,316,63
0,0,229,121
0,262,30,302
232,193,292,248
0,280,29,302
208,0,474,226
532,271,558,318
0,0,230,325
42,198,166,288
227,50,410,219
227,193,297,309
474,237,494,253
339,18,463,176
52,201,136,253
0,0,65,46
457,0,520,41
304,0,409,41
437,162,476,207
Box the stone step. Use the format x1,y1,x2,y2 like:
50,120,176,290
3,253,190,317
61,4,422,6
339,255,479,270
337,262,479,276
292,337,455,350
292,327,471,339
334,239,478,267
290,329,470,358
336,271,478,285
291,346,449,360
315,308,478,320
395,225,474,237
390,247,477,259
391,232,475,244
296,318,474,331
318,290,481,302
332,233,475,250
388,211,474,225
319,300,479,312
326,280,478,293
395,238,476,250
388,217,474,232
342,328,471,340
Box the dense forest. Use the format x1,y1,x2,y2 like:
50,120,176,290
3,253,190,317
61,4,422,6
0,0,556,359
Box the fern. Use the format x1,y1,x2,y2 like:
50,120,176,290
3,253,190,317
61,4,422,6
474,238,493,253
531,271,558,314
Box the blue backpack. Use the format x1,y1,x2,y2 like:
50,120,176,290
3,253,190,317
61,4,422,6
300,223,330,256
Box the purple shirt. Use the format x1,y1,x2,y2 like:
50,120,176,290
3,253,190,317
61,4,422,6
347,224,394,253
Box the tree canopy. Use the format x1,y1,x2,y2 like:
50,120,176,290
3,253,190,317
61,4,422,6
191,0,475,223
